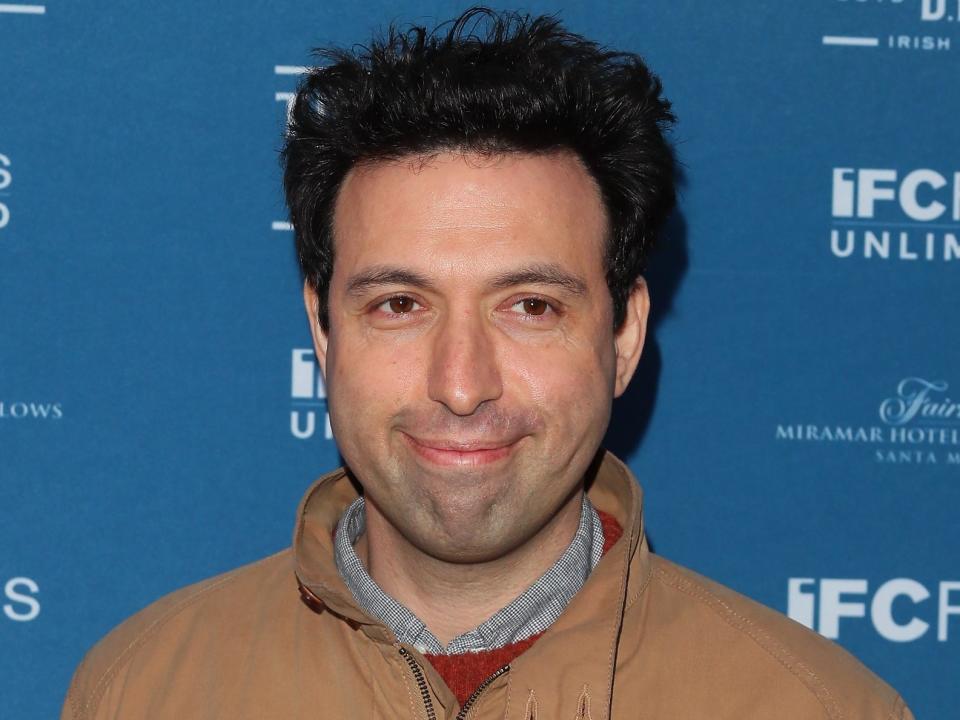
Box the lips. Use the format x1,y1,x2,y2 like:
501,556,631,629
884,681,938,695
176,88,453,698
401,432,521,467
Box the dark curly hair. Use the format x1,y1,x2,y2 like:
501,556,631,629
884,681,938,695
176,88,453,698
282,6,676,330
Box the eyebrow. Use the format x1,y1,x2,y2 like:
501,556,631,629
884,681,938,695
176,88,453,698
489,263,588,296
344,262,588,297
345,266,437,296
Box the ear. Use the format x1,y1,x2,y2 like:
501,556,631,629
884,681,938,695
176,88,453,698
613,278,650,398
302,280,329,377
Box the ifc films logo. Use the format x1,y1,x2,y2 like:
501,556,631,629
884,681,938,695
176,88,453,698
829,168,960,262
825,0,957,53
775,377,960,466
788,577,960,643
290,349,332,440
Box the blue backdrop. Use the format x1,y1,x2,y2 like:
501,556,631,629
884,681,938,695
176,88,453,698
2,1,957,717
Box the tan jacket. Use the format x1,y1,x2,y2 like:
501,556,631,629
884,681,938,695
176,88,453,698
63,452,913,720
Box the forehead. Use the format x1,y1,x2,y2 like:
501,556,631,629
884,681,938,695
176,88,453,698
330,150,608,280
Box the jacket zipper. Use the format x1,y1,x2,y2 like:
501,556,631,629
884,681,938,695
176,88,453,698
455,664,509,720
399,647,438,720
398,647,509,720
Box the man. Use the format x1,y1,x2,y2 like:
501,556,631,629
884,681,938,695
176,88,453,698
63,8,913,719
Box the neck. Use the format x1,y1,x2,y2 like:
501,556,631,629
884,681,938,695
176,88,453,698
356,489,584,646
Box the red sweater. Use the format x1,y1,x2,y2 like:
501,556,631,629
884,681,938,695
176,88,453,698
423,511,624,705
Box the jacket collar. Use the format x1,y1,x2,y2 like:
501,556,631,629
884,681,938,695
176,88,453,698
291,469,385,628
292,450,651,718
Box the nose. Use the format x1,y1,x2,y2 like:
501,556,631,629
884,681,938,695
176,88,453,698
427,310,503,416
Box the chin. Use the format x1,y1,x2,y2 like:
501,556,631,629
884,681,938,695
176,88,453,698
418,533,524,565
425,507,535,563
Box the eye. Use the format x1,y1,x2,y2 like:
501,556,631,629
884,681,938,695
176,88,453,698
376,295,421,315
509,297,554,317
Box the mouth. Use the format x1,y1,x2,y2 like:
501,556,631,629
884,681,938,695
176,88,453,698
400,432,523,468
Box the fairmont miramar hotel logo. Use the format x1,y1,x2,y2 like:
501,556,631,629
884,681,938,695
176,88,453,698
776,377,960,466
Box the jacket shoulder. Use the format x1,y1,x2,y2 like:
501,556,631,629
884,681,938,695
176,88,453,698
640,555,913,719
63,549,294,720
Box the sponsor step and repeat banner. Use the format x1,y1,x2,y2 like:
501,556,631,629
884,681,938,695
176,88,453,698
1,1,957,717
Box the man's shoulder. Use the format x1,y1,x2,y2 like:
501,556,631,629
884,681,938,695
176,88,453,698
629,554,912,719
83,549,295,665
65,549,296,719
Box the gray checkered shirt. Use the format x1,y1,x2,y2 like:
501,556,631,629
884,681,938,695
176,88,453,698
334,494,604,654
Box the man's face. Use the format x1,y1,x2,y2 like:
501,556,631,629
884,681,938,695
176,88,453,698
306,150,648,563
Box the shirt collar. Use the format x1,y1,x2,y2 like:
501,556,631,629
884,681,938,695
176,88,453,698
333,493,604,654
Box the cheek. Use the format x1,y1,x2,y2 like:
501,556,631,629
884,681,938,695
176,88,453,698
325,334,421,436
507,335,615,424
